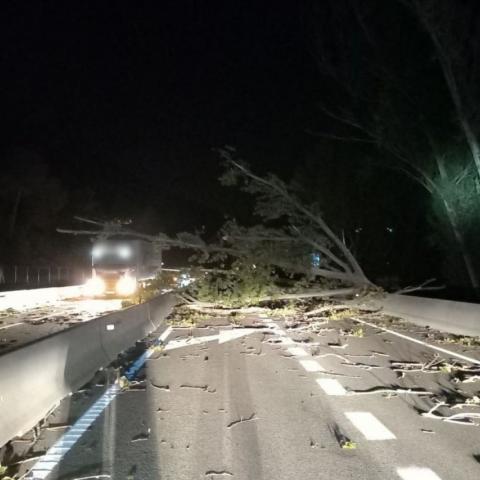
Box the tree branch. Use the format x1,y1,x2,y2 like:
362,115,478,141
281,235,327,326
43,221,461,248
221,154,370,284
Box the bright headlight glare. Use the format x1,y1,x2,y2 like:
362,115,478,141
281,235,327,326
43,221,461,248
116,275,137,296
118,246,131,259
92,246,104,258
84,277,106,296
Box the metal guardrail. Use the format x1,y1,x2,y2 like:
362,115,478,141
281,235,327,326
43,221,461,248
0,293,178,448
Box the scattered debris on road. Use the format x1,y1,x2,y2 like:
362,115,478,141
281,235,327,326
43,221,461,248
226,413,257,429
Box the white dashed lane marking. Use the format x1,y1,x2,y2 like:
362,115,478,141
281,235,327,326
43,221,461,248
397,467,442,480
345,412,396,440
316,378,346,396
287,346,309,357
263,319,446,480
299,359,325,372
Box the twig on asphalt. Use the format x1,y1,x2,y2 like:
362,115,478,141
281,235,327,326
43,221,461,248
227,413,257,428
342,353,375,359
205,471,233,477
45,423,71,431
8,453,45,466
370,351,390,357
341,362,383,370
421,401,480,425
423,402,448,416
346,387,433,397
316,371,362,379
305,304,353,317
395,278,443,295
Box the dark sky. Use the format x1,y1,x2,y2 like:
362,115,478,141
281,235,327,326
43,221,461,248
0,2,460,288
1,1,319,233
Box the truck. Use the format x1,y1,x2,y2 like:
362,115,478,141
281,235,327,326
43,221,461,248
84,239,162,297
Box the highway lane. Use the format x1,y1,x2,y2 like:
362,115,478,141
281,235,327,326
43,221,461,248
20,314,480,480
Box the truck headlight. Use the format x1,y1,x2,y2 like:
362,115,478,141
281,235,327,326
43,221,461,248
84,277,106,296
92,246,104,258
118,246,131,259
116,275,137,296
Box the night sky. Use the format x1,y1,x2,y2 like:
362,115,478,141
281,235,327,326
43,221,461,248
1,1,318,234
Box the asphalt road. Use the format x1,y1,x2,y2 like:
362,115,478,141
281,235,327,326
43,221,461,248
17,314,480,480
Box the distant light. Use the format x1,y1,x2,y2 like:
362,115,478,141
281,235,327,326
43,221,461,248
118,246,131,259
179,273,193,287
386,227,394,233
92,246,104,258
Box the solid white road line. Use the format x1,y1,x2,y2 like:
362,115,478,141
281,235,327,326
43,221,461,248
0,321,24,331
299,359,325,372
316,378,346,396
352,316,480,366
27,385,120,479
159,326,173,342
344,412,396,440
397,467,442,480
287,346,308,357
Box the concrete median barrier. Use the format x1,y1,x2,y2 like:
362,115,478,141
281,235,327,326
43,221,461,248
383,293,480,338
354,293,480,338
0,293,178,448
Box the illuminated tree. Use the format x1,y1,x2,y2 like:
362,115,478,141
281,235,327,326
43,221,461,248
308,0,480,293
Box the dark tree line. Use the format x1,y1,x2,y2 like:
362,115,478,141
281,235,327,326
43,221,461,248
0,147,101,266
301,0,480,296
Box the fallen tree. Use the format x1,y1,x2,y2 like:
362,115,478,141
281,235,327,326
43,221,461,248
216,147,373,287
59,148,375,306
